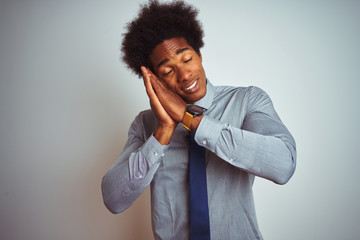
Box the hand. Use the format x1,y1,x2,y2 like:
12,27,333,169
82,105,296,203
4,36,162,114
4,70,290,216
143,67,187,123
141,66,177,145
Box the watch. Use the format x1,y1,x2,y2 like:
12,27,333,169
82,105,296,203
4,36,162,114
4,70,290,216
182,105,204,131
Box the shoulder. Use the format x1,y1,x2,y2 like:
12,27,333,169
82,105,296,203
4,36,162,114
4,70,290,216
213,85,272,112
213,85,268,101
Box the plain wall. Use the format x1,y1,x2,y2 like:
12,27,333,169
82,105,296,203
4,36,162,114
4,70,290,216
1,0,359,239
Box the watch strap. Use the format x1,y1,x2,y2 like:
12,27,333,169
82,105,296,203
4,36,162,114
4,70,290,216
182,111,193,131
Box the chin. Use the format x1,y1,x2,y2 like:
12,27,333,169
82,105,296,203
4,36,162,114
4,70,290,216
188,91,206,103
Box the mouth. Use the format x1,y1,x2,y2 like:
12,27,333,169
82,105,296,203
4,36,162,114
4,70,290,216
183,77,199,93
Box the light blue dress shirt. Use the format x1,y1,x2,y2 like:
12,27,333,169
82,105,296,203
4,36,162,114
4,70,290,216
102,81,296,240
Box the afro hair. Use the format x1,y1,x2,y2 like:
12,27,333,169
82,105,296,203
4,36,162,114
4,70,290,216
121,0,204,77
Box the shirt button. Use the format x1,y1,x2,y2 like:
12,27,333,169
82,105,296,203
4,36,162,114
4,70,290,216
154,152,158,157
229,158,234,162
138,174,143,179
202,140,207,145
161,153,165,157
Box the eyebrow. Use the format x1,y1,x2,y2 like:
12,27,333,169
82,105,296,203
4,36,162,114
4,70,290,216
157,47,190,68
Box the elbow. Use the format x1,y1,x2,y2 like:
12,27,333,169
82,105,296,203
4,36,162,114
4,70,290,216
103,195,133,214
275,152,296,185
104,201,123,214
275,167,295,185
275,139,297,185
103,194,136,214
101,177,126,214
102,192,121,214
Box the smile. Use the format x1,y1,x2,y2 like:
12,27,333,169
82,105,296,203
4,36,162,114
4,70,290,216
185,79,198,91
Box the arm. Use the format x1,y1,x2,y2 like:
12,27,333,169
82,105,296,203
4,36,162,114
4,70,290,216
195,87,296,184
101,114,169,213
101,67,177,213
139,68,295,183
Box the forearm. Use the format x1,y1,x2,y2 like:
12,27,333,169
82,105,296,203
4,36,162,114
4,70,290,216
101,135,167,213
195,116,296,184
153,124,176,145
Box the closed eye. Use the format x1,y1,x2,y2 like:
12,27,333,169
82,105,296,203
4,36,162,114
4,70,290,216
164,69,173,76
184,58,192,63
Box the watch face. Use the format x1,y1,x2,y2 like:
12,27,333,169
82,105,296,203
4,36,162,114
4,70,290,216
188,105,204,115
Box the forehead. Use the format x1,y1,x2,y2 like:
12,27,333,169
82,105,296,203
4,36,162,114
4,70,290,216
149,37,192,67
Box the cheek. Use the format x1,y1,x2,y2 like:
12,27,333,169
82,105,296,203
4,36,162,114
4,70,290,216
161,78,177,92
193,60,205,75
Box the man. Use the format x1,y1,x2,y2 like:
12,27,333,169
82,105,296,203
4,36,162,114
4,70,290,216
102,1,296,239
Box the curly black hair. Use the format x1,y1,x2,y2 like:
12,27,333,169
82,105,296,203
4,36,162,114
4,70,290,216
121,0,204,77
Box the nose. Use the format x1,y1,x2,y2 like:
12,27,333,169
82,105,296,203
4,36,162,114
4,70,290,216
176,66,192,83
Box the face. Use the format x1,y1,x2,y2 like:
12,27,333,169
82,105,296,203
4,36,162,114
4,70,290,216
149,37,207,104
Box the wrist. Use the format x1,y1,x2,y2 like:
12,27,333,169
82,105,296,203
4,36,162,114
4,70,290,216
190,114,203,132
153,123,176,145
182,105,204,132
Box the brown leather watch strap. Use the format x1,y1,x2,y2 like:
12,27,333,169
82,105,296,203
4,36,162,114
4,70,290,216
182,111,193,131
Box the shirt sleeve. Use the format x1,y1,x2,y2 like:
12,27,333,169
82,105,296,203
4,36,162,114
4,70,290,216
195,86,296,184
101,114,168,213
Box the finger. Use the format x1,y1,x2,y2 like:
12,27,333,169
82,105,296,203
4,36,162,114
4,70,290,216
141,66,165,111
141,66,150,88
144,68,187,123
145,68,167,93
141,66,156,97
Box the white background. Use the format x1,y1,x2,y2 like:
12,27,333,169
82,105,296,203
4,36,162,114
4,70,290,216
1,0,359,239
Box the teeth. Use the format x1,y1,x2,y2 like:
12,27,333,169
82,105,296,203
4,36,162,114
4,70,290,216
185,80,197,90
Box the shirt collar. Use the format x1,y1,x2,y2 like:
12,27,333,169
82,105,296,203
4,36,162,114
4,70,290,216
193,79,214,110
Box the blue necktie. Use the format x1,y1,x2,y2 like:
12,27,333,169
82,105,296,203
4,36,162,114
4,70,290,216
189,131,211,240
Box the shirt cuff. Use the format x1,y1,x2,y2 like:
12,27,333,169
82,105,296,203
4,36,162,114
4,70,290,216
140,134,170,165
195,115,222,152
